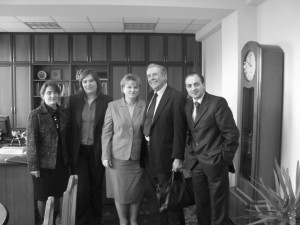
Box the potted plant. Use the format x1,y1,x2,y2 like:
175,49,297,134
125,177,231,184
245,160,300,225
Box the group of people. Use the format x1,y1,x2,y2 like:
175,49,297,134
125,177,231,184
26,63,240,225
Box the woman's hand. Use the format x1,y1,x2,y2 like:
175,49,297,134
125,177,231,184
31,171,40,178
102,160,112,168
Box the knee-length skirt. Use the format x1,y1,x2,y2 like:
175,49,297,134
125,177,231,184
106,158,145,204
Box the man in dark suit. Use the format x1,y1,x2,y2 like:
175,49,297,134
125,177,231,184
143,63,187,225
184,73,239,225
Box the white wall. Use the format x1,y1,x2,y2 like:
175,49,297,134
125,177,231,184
257,0,300,186
202,29,222,96
201,0,300,187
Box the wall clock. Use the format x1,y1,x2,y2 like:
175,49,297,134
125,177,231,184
243,51,256,81
230,41,284,223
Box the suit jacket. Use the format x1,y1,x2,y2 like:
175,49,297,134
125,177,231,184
27,102,69,171
185,92,239,176
67,91,112,167
146,86,187,174
101,98,146,161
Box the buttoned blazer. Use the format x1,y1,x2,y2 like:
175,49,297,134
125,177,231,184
184,92,239,176
27,102,69,171
102,98,146,161
67,91,112,167
145,86,187,174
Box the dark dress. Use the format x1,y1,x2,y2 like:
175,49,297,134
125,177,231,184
30,104,69,201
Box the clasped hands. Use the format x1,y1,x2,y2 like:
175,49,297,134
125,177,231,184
102,159,112,168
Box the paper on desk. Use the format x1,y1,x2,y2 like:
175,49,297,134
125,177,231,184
0,146,26,155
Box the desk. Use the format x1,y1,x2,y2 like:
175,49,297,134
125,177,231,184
0,203,8,224
0,154,35,225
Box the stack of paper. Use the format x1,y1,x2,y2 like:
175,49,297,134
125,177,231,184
0,146,26,155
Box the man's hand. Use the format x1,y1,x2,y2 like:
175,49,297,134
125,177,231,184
172,159,183,172
102,160,112,168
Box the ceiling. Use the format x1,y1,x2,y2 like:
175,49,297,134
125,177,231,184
0,0,263,34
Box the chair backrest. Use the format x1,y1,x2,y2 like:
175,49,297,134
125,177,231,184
43,196,54,225
0,202,9,225
61,175,78,225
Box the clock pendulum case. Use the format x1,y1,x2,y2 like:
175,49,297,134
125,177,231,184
229,41,284,222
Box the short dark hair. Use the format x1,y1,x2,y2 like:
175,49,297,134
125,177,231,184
78,68,102,95
185,73,205,84
40,81,61,98
120,73,141,92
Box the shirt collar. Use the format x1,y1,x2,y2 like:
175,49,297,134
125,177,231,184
193,92,205,104
155,83,167,97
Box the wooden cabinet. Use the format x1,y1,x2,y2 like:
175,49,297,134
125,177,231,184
0,65,31,128
91,34,107,62
0,66,13,117
110,34,127,62
72,34,88,62
110,34,146,63
0,33,200,114
33,34,50,63
0,34,12,63
13,65,31,128
129,34,146,62
72,34,107,63
52,34,69,63
148,34,183,63
148,35,164,62
33,34,69,63
14,34,31,63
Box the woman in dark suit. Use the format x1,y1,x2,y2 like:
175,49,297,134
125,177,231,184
102,73,146,225
27,81,69,225
67,68,112,225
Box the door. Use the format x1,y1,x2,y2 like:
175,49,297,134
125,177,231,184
91,34,107,62
167,35,182,63
129,35,145,62
0,34,12,63
0,66,13,119
110,65,128,99
14,34,31,63
33,34,50,63
167,66,184,93
13,65,31,128
72,34,88,62
53,34,69,63
148,35,164,63
110,34,127,62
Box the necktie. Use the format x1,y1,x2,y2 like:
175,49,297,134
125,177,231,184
143,93,158,137
193,102,200,122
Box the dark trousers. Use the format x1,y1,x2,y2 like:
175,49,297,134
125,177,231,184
191,163,229,225
71,145,105,225
145,156,185,225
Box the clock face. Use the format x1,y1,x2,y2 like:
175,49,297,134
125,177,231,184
243,51,256,81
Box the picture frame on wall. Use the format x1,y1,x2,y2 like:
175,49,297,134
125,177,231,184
50,69,62,80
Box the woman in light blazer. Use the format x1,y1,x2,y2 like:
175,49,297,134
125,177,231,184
102,73,146,225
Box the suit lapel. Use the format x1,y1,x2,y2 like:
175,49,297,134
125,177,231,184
94,95,106,126
194,93,209,126
131,99,143,125
75,96,85,129
186,100,194,127
118,98,132,127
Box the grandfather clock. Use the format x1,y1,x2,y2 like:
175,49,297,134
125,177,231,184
230,41,284,224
